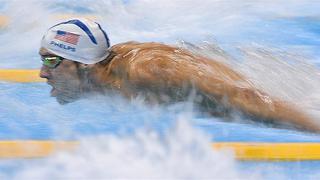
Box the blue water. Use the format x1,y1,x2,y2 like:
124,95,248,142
1,0,320,179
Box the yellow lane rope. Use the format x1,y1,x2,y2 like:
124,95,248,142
213,142,320,161
0,141,319,160
0,15,8,27
0,141,78,158
0,69,44,83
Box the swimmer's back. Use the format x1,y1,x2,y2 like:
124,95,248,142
109,41,246,87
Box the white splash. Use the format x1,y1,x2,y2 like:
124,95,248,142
4,119,257,179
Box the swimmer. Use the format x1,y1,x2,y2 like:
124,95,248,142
39,18,320,132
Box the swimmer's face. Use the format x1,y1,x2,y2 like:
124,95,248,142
39,48,82,104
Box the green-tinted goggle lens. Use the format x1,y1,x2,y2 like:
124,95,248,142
42,56,62,68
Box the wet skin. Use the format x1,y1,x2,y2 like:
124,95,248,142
39,48,108,104
39,42,320,132
39,49,83,104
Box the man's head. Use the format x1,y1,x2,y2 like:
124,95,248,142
39,18,110,104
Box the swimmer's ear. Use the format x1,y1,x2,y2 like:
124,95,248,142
77,63,95,79
78,63,94,71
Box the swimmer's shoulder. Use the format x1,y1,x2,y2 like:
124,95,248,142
110,41,178,55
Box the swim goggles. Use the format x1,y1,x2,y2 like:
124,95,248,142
41,56,63,68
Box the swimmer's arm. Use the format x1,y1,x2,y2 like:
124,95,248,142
185,59,320,132
215,85,320,132
129,54,320,132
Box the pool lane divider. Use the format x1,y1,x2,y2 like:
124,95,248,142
213,142,320,161
0,15,8,27
0,141,78,158
0,141,320,161
0,69,44,83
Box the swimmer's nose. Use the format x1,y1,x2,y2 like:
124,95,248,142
39,65,51,79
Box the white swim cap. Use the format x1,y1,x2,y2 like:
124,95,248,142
41,18,110,64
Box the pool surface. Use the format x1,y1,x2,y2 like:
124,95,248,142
1,0,320,179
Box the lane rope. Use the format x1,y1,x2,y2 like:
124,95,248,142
0,69,44,83
0,141,319,160
0,141,78,158
213,142,320,161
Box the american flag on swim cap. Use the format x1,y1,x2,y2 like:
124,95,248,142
54,30,80,45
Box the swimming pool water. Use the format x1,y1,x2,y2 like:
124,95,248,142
1,0,320,179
